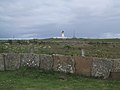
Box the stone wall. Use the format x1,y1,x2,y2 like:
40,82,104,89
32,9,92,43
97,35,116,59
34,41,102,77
74,56,93,76
91,58,113,79
53,55,75,73
0,54,4,71
20,53,39,67
40,54,53,70
0,53,120,80
4,53,20,70
110,59,120,80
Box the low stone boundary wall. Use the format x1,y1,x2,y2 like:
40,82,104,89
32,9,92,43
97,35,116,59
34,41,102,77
0,53,120,80
92,58,113,79
0,54,4,71
110,59,120,80
74,57,93,76
53,55,75,73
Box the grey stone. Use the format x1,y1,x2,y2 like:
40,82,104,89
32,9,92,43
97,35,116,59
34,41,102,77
4,53,20,70
92,58,113,79
53,55,75,73
0,54,4,71
110,59,120,80
74,56,93,76
112,59,120,72
20,53,39,67
39,54,53,70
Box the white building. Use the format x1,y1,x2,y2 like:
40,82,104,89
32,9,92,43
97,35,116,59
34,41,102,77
53,31,67,39
61,31,65,38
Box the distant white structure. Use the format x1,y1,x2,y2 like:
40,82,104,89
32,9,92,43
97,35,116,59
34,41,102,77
53,31,67,39
61,31,65,38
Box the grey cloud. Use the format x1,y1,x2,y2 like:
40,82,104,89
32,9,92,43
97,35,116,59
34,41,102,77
0,0,120,38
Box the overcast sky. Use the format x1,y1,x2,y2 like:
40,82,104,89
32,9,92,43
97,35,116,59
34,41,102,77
0,0,120,39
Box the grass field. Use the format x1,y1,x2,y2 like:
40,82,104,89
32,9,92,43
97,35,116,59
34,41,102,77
0,38,120,58
0,67,120,90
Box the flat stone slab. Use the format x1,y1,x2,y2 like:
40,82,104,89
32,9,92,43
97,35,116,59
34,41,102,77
74,57,93,76
110,72,120,80
4,53,20,70
0,54,4,71
39,54,53,70
20,53,39,67
110,59,120,80
92,58,113,79
53,55,75,73
112,59,120,72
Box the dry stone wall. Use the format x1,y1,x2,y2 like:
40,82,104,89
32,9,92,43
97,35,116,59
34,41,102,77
110,59,120,80
0,54,4,71
53,55,75,73
112,59,120,72
74,56,93,76
4,53,20,70
20,53,39,67
39,54,53,70
92,58,113,79
0,53,120,80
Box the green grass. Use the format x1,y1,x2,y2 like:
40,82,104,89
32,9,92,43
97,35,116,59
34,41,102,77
0,38,120,58
0,67,120,90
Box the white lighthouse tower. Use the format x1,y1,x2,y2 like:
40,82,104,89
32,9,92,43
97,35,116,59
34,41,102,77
53,30,67,39
61,31,65,38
